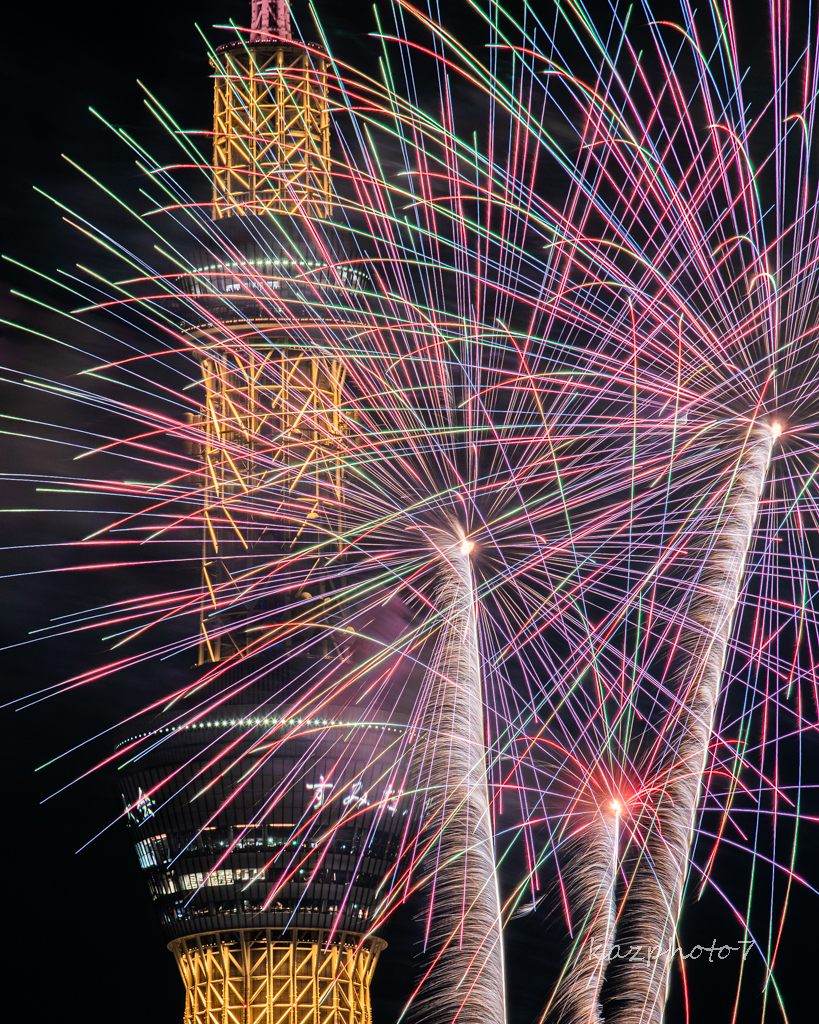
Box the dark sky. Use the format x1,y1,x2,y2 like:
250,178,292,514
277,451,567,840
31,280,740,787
0,2,815,1023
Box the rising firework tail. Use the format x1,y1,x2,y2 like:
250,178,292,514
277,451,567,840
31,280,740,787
541,804,618,1024
603,424,774,1024
411,539,505,1024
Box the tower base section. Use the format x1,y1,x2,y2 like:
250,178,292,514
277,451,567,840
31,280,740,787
169,928,386,1024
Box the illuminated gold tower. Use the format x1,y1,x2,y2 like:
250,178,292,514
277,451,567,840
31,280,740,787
188,0,351,667
212,1,331,219
122,7,403,1024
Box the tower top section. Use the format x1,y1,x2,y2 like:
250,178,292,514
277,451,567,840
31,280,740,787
250,0,292,43
211,0,331,220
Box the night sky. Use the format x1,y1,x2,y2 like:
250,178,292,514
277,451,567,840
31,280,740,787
1,2,816,1022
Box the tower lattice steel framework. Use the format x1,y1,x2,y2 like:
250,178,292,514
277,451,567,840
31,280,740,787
189,0,348,669
171,929,385,1024
212,40,331,219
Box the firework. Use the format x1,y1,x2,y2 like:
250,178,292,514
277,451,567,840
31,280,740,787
2,2,818,1023
604,425,774,1024
452,1,819,1016
543,805,619,1024
412,539,505,1024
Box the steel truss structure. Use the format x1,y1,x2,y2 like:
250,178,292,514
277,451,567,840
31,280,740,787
185,332,347,666
171,928,386,1024
125,11,393,1024
212,42,332,219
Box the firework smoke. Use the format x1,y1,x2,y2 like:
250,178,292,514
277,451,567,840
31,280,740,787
412,536,506,1024
604,423,774,1024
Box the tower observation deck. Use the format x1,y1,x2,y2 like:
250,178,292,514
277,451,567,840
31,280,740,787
120,6,416,1024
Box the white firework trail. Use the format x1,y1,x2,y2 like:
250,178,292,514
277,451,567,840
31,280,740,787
410,535,506,1024
604,423,775,1024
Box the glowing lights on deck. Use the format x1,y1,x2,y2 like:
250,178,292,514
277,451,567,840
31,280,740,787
118,717,410,750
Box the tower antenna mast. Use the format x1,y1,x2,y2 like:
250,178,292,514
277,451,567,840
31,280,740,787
250,0,292,42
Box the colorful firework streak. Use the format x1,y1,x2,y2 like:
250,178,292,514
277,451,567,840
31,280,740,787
2,2,819,1023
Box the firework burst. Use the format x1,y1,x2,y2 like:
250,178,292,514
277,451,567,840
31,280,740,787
2,3,819,1024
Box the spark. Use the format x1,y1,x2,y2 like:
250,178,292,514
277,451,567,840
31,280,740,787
1,3,817,1024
